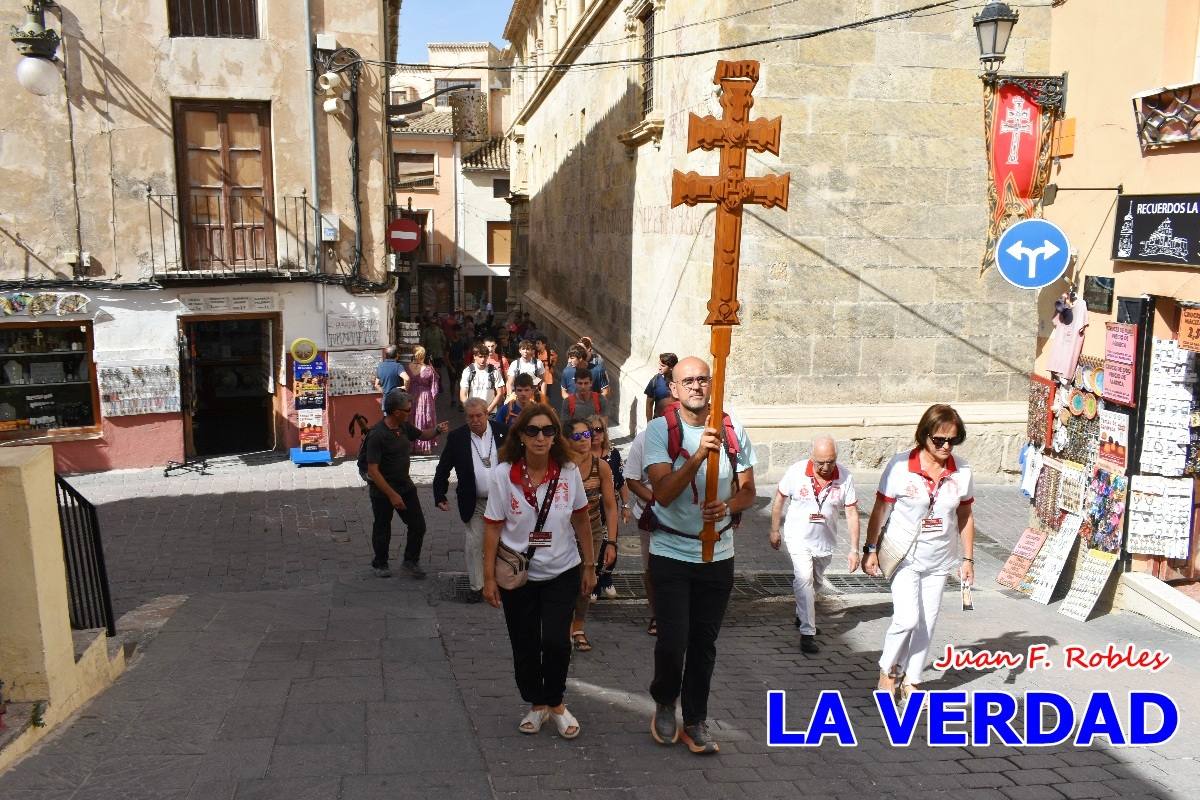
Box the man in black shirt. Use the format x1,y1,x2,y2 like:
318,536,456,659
363,389,448,578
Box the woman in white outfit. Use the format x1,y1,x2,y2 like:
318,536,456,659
862,404,976,700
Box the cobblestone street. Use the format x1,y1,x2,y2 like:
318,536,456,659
1,426,1196,800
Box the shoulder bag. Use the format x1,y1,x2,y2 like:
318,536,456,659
876,517,919,580
494,473,561,590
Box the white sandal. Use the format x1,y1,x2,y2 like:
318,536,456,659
550,706,580,739
518,707,549,734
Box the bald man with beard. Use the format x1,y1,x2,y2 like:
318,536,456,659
642,356,756,755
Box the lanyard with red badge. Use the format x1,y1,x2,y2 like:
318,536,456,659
520,460,561,549
917,469,952,536
808,474,835,526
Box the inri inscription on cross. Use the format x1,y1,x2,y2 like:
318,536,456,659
671,59,790,561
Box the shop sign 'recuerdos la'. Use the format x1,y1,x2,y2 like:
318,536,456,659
1113,193,1200,267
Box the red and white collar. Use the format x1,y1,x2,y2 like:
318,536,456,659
906,447,958,478
509,458,562,486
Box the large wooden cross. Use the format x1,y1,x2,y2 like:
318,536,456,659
671,60,790,561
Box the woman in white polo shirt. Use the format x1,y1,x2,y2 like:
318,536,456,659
862,404,976,700
482,403,597,739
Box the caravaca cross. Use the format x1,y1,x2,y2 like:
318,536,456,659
671,60,790,561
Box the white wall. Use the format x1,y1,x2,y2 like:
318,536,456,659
460,171,512,268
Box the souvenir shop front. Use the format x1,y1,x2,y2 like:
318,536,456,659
1014,193,1200,624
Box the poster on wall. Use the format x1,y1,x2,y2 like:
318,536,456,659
1101,322,1137,407
327,309,383,349
1058,548,1119,622
293,357,328,410
1097,408,1129,471
1180,307,1200,353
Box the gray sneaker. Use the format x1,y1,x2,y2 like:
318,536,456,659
372,566,392,578
650,703,678,745
401,560,426,579
681,722,719,754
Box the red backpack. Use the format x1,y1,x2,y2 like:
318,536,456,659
567,392,602,416
637,402,743,534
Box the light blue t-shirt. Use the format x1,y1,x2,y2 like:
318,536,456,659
643,411,755,563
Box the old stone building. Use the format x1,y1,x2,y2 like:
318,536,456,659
0,2,399,470
503,0,1051,478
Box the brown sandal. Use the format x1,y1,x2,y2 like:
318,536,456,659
647,618,657,636
571,631,592,651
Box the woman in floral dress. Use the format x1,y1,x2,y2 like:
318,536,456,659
406,346,440,455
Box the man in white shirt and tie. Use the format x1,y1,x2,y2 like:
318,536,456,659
770,435,861,655
434,397,506,602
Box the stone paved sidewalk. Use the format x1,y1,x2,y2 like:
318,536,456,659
1,413,1195,799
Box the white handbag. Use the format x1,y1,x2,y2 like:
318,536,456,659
876,519,919,580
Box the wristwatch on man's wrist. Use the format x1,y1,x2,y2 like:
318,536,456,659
862,543,878,554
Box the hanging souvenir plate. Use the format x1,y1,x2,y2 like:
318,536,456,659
1073,365,1084,389
9,292,32,313
1083,393,1099,420
1069,389,1086,416
1093,368,1105,395
28,293,57,316
56,293,90,315
1081,367,1094,393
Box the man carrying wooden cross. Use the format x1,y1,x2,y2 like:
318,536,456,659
644,356,756,754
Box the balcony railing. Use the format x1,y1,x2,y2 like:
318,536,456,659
147,191,315,278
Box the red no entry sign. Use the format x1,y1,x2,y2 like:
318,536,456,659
387,218,422,253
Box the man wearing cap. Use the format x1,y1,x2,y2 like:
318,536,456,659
363,389,449,578
770,435,861,655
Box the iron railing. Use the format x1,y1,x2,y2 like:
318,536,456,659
55,475,116,637
147,191,315,278
168,0,258,39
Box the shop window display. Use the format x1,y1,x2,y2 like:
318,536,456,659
0,322,98,437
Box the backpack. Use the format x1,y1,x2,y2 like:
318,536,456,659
567,392,602,416
466,362,496,393
659,401,743,526
356,426,373,482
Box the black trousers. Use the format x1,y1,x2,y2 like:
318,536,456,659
369,486,426,567
500,565,580,708
648,554,735,725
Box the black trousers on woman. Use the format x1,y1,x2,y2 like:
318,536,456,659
500,565,580,707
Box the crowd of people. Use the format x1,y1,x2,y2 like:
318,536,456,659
362,311,978,755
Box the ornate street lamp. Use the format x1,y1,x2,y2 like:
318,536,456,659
10,0,62,96
973,0,1019,74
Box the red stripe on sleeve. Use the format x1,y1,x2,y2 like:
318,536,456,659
875,491,896,504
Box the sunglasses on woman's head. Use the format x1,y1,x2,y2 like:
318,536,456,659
568,430,593,441
929,436,956,449
522,424,558,439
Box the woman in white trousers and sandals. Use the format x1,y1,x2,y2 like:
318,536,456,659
862,404,976,701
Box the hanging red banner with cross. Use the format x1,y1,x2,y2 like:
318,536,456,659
981,75,1065,272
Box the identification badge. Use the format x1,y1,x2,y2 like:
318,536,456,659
808,513,826,524
921,518,943,533
528,530,553,548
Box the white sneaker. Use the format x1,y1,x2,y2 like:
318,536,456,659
602,585,617,598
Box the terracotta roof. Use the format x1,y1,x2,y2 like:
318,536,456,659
462,138,509,171
396,110,453,135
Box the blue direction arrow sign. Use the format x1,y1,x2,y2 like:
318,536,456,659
995,218,1072,289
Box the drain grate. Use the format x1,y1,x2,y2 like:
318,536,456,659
442,570,958,601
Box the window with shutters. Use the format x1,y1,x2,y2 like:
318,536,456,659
168,0,258,39
173,100,275,270
393,152,437,190
487,222,512,265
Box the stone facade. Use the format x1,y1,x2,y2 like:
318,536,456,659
504,0,1051,479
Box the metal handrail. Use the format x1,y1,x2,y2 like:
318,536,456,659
54,475,116,637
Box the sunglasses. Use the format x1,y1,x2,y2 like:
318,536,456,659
929,436,956,449
522,424,559,439
591,427,605,434
569,430,593,441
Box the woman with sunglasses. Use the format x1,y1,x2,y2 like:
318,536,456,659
564,416,619,651
482,404,597,738
862,404,976,702
589,414,630,599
